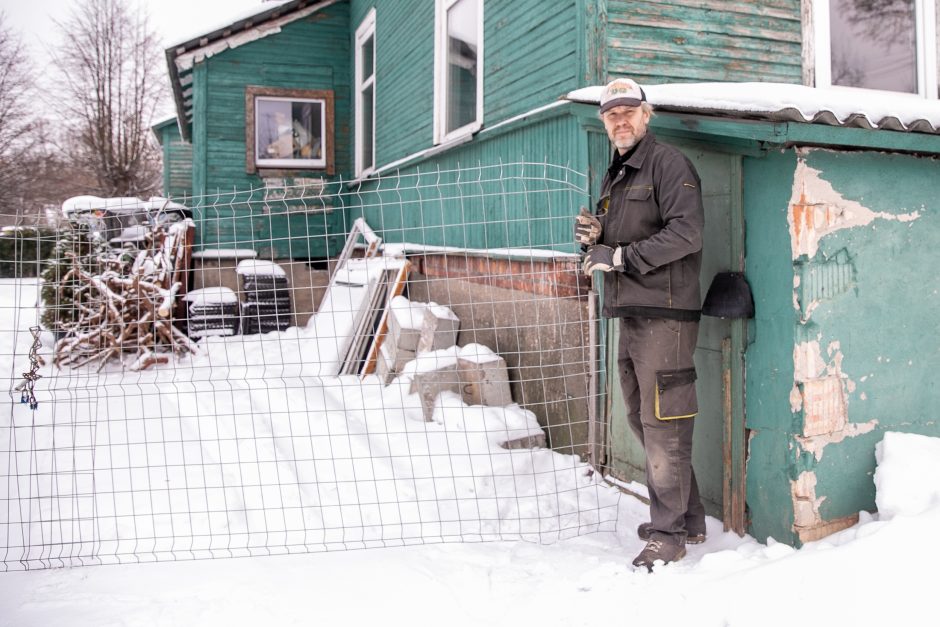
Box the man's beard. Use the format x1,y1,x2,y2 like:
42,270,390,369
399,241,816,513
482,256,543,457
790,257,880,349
613,128,645,152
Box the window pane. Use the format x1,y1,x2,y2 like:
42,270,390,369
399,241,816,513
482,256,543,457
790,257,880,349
362,84,374,171
258,100,293,159
292,101,322,159
830,0,917,93
257,99,322,161
445,0,478,134
362,35,374,80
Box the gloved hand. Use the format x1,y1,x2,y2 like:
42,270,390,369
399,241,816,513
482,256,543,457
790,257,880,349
574,207,602,246
582,244,624,274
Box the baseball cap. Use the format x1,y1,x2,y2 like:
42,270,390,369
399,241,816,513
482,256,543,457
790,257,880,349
599,78,647,114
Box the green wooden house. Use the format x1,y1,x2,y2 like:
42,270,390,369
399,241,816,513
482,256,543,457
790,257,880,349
156,0,940,547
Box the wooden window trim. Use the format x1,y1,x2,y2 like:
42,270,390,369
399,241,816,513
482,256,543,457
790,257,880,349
245,86,335,175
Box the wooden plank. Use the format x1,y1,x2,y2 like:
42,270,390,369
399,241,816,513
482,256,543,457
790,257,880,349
340,268,390,375
360,260,411,377
722,336,733,532
605,0,802,84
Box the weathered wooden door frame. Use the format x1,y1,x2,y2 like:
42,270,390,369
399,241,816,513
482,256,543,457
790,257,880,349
723,155,747,534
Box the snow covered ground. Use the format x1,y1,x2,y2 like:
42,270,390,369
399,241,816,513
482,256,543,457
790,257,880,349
2,279,939,626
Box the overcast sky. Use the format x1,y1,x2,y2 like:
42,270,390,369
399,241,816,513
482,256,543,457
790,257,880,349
4,0,281,117
4,0,275,53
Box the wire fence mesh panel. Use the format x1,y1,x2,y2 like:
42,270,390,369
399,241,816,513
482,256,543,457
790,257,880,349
1,162,618,571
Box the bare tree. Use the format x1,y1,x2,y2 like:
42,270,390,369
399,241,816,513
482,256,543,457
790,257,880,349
0,13,39,223
52,0,164,198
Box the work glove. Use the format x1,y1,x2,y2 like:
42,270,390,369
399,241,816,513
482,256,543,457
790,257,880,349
574,207,602,246
582,244,624,275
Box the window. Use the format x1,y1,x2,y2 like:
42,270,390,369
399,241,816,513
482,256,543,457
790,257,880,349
355,9,376,176
434,0,484,144
245,86,335,174
814,0,939,98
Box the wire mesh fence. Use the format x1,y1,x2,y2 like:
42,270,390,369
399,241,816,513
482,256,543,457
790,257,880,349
1,161,618,571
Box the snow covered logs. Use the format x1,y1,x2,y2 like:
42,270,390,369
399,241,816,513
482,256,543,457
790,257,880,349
51,221,197,371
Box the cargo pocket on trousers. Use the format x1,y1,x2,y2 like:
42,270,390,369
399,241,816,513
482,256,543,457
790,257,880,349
654,368,698,420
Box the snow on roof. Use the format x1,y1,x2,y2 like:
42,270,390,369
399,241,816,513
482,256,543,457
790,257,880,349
167,0,295,50
566,82,940,135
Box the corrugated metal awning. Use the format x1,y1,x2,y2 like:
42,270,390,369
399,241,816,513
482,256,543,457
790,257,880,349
567,82,940,135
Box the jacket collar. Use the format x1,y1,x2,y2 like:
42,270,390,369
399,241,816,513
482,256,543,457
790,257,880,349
624,131,656,170
606,132,656,187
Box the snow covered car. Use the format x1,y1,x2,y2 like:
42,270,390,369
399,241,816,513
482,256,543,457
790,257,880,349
61,195,192,246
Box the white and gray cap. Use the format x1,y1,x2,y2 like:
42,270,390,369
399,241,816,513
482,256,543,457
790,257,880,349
599,78,647,114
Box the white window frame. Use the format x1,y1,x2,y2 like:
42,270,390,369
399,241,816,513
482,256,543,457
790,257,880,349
254,95,328,169
433,0,484,145
355,8,377,177
812,0,939,98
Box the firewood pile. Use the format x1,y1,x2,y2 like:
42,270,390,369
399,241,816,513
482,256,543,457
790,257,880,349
52,221,197,371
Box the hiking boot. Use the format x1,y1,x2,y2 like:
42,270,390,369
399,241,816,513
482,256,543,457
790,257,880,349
631,539,687,572
637,522,706,545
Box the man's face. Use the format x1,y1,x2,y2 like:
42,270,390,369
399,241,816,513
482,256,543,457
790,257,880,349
601,105,650,154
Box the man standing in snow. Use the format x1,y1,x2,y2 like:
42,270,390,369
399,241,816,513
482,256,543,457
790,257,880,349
577,77,706,571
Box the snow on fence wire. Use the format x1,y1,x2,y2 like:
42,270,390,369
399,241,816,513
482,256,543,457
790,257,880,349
1,162,619,571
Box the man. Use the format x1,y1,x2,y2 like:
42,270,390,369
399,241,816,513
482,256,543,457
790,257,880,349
577,77,706,571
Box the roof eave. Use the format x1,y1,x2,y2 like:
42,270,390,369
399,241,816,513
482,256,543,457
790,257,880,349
164,0,335,142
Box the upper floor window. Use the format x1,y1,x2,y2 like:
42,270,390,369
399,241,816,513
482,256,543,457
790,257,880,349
434,0,484,144
814,0,939,98
246,86,335,174
355,9,376,176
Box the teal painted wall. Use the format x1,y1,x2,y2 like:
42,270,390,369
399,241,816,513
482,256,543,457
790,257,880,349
743,145,940,545
156,122,194,200
188,5,351,258
348,0,581,170
794,148,940,523
742,149,799,544
605,0,802,84
347,109,591,252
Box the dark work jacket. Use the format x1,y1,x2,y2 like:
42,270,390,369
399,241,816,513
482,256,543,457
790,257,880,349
596,132,704,320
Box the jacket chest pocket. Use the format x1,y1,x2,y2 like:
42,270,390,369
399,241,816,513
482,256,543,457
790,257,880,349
611,185,656,244
625,185,654,207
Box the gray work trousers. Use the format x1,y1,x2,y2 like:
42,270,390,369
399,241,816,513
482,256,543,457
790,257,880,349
618,317,706,545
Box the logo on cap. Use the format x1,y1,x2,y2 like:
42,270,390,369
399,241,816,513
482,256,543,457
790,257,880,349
599,78,646,114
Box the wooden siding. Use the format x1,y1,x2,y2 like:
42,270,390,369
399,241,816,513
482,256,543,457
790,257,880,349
189,5,350,258
605,0,802,84
348,110,591,252
158,123,194,200
348,0,581,170
485,0,580,123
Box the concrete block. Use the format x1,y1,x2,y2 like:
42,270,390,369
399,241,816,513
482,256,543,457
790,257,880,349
375,341,417,384
388,297,424,351
457,353,513,407
416,304,460,354
410,364,462,421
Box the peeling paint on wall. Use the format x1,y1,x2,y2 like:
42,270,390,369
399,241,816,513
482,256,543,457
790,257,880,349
791,338,877,460
791,470,824,529
788,153,921,260
793,249,856,322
